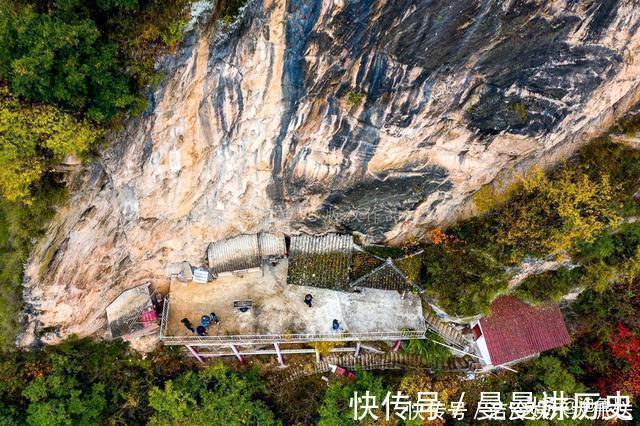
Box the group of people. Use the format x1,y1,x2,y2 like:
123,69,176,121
181,312,220,336
180,296,342,335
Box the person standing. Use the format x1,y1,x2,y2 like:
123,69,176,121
201,315,211,328
304,294,313,308
181,318,195,333
196,325,208,336
332,319,341,331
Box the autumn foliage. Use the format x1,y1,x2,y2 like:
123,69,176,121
597,323,640,397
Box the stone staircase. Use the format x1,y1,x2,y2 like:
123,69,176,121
419,296,467,348
271,352,475,388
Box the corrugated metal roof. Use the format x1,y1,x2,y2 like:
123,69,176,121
290,233,352,255
258,232,286,258
480,296,571,365
207,234,261,274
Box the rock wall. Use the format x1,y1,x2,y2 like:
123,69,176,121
20,0,640,345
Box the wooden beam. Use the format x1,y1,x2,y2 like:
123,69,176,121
186,345,204,363
274,342,285,367
315,349,321,363
197,346,359,358
230,344,244,362
392,340,402,352
354,343,361,358
360,344,384,354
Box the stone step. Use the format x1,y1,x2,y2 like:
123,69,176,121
270,350,476,388
419,296,466,347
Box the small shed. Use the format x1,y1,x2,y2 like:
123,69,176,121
106,283,158,340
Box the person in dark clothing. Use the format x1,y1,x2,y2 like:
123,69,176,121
154,296,164,316
332,319,340,331
210,312,220,325
201,315,210,328
181,318,195,333
196,325,207,336
304,294,313,308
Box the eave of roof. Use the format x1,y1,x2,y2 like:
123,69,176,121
479,295,571,365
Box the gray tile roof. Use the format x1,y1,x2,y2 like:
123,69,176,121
288,233,353,290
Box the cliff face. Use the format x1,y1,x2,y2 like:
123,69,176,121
20,0,640,345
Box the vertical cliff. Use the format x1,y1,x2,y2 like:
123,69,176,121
20,0,640,345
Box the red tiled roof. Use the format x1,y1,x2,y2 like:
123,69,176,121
479,296,570,366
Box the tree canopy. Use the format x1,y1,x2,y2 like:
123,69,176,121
148,364,278,426
0,87,96,202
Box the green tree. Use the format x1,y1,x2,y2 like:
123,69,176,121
0,87,96,202
404,331,451,364
423,243,507,316
18,348,110,425
497,167,620,256
0,2,140,122
148,363,278,425
0,185,65,348
525,356,586,394
318,369,388,426
23,379,106,426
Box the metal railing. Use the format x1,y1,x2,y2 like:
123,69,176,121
159,296,171,337
159,297,426,346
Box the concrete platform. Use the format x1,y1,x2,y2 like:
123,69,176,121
163,259,426,343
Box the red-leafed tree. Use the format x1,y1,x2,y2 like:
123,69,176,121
597,322,640,397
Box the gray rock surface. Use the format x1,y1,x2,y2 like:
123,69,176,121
20,0,640,345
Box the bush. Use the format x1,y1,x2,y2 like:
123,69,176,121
403,331,451,364
495,166,620,256
515,267,584,304
221,0,249,25
0,0,192,348
345,90,365,106
425,140,640,314
318,369,388,425
0,338,190,424
422,242,507,316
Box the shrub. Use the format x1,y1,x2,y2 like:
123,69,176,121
318,369,388,425
403,331,451,364
422,242,507,316
345,90,365,106
221,0,249,25
148,363,278,425
515,267,584,304
0,0,191,123
496,166,620,256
